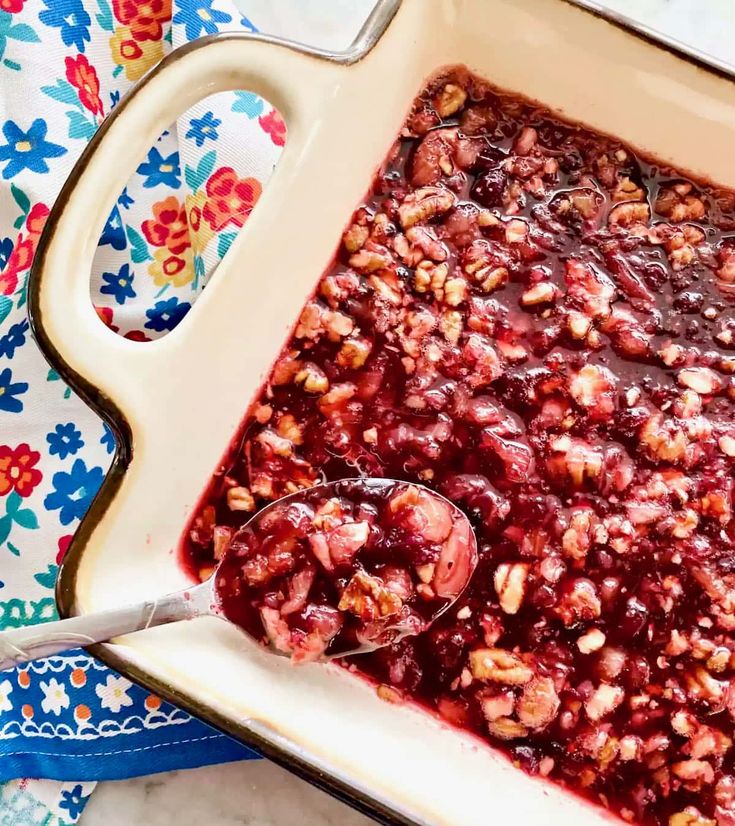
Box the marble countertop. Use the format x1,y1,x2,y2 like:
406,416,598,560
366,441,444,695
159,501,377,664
80,2,735,824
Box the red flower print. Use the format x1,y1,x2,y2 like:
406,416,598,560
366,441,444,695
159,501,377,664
0,263,18,296
202,167,262,232
142,196,190,255
0,0,24,12
124,330,151,342
26,203,50,237
56,535,73,564
65,55,103,117
0,444,42,498
0,236,32,296
0,203,49,295
259,109,286,147
0,271,17,296
94,305,117,331
113,0,170,41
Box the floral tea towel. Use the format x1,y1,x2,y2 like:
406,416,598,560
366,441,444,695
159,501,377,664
0,0,367,822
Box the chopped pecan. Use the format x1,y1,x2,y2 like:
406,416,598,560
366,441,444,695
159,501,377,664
493,562,530,615
398,186,456,229
469,648,534,685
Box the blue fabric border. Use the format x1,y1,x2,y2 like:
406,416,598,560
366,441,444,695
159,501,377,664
1,724,258,781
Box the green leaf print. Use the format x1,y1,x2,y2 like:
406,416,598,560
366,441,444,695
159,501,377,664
126,225,151,263
11,182,30,228
13,508,39,530
185,149,217,191
41,78,84,110
5,490,20,516
0,295,11,326
0,11,39,72
0,516,11,547
7,22,40,42
34,564,59,589
96,0,114,32
66,110,97,141
217,231,237,259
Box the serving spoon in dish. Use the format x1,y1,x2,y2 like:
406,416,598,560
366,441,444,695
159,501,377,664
0,478,477,671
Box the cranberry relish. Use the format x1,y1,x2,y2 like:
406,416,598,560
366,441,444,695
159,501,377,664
186,66,735,825
214,479,476,663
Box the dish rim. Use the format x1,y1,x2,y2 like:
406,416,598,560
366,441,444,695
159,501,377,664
26,1,735,824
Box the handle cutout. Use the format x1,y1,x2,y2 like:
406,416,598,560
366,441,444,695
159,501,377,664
91,90,286,341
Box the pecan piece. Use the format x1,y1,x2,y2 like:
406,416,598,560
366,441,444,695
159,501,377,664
585,683,624,721
469,648,534,685
516,676,560,730
398,186,456,229
493,562,529,615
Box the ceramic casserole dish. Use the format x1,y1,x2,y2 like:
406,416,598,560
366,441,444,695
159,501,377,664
28,0,735,823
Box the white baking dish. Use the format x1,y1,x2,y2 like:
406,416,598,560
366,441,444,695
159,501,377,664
29,1,735,822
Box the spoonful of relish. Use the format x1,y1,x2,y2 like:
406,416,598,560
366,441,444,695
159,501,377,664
0,479,477,669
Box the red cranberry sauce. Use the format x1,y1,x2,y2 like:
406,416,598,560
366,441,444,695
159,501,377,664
214,479,476,663
186,66,735,825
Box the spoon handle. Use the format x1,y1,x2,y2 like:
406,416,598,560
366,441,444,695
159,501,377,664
0,582,212,672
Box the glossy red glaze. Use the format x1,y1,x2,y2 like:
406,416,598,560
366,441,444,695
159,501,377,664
186,67,735,825
213,479,475,663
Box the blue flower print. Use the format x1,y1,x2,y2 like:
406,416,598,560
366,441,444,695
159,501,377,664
44,458,104,525
0,237,12,269
0,367,28,413
145,297,191,332
186,111,221,147
118,187,133,209
39,0,91,51
0,119,66,179
46,423,84,460
240,15,257,32
173,0,232,39
110,90,121,110
136,147,181,189
0,319,28,359
99,204,126,250
101,423,115,455
231,91,263,118
59,784,88,820
100,263,136,305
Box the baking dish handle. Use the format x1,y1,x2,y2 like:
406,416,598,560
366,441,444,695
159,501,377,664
29,5,400,421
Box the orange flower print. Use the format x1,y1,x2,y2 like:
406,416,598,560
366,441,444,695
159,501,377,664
65,55,103,117
259,109,286,147
202,167,262,232
110,26,163,81
142,196,190,255
148,247,194,288
113,0,170,41
0,202,49,296
25,203,49,237
0,444,42,498
94,306,115,329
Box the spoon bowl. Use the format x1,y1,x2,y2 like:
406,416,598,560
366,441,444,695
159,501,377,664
212,477,478,662
0,478,477,671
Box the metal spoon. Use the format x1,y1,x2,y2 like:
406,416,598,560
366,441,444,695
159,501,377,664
0,478,477,671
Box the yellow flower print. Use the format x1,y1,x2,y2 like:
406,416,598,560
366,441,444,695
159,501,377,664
186,191,214,254
110,26,163,81
148,246,194,288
